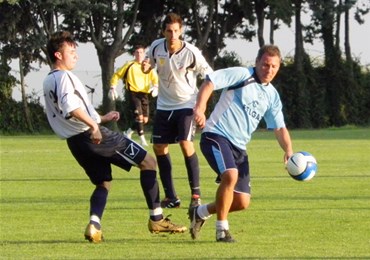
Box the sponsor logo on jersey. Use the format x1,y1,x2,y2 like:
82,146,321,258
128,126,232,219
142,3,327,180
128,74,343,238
159,57,166,66
243,100,262,121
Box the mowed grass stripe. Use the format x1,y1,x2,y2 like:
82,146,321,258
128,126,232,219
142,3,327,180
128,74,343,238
1,127,369,259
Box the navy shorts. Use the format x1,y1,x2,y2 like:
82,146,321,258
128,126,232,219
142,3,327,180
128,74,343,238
152,108,196,144
128,92,149,117
67,126,147,185
200,132,251,194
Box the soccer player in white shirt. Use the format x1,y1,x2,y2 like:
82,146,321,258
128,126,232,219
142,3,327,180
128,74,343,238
190,45,294,242
43,31,186,243
142,13,213,209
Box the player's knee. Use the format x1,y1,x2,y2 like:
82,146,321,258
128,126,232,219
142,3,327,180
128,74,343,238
221,170,238,186
139,154,157,170
153,144,168,155
98,181,112,191
179,140,195,154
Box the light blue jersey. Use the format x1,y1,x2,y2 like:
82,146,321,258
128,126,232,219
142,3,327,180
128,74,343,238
203,67,286,150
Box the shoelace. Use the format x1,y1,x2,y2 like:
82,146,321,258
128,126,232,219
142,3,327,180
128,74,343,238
163,214,172,221
163,214,179,226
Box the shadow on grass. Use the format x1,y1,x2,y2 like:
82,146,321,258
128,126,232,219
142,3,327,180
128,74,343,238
0,237,215,245
1,174,369,182
1,240,369,259
1,239,368,259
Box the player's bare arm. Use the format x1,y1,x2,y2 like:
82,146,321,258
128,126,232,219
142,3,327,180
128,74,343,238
100,111,120,123
194,80,215,129
274,127,293,163
69,107,102,144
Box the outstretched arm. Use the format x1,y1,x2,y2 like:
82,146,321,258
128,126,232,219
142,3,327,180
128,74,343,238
274,127,293,164
100,111,120,123
193,80,214,129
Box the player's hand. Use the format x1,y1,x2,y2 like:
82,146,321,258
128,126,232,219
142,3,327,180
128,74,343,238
151,86,158,97
193,108,206,129
90,125,102,144
141,58,151,74
102,111,120,122
108,87,118,101
284,152,293,164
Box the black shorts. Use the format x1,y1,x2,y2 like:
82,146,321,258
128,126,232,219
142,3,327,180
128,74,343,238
67,126,147,185
200,132,251,194
128,92,149,117
152,108,196,144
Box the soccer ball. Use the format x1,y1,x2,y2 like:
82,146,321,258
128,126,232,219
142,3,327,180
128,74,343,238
286,151,317,181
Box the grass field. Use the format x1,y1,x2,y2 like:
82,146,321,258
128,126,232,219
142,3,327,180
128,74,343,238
1,127,369,259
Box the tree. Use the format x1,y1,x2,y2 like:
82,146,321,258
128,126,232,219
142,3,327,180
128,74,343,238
0,0,66,132
340,0,370,124
1,2,33,131
267,0,294,43
254,0,268,46
2,0,370,131
344,0,370,64
291,0,313,128
134,0,235,65
0,52,16,103
307,0,347,126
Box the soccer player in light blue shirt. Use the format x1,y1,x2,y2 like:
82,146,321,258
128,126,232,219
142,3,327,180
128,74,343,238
189,45,294,242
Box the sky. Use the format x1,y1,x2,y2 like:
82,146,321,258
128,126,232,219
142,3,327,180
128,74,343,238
10,10,370,107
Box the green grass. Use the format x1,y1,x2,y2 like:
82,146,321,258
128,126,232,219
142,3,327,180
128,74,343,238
1,127,370,259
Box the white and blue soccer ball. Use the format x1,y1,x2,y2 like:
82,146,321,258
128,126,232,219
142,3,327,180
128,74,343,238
286,151,317,181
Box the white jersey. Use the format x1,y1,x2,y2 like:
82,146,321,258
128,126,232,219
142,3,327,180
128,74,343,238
204,67,286,150
43,70,101,139
148,38,213,110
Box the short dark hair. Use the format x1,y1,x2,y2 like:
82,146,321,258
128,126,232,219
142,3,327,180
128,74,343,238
47,31,77,63
134,44,145,50
162,13,182,31
256,45,282,62
134,44,145,51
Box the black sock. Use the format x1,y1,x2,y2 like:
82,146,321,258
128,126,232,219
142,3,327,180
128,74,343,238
156,154,176,198
185,153,201,196
89,186,108,227
150,215,163,221
136,120,144,136
140,170,161,210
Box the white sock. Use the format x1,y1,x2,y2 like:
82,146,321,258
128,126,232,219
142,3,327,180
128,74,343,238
140,135,146,142
216,220,229,231
197,204,212,219
90,215,101,224
149,207,163,218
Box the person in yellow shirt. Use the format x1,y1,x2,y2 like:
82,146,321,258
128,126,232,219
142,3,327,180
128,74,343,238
109,45,158,146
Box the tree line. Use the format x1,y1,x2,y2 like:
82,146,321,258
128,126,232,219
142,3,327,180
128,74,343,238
1,0,369,133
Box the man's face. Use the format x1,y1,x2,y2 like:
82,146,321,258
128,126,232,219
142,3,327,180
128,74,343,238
255,53,281,84
55,42,78,70
162,22,182,44
134,48,145,63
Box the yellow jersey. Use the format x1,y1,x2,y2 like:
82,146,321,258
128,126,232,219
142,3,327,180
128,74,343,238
110,61,158,93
